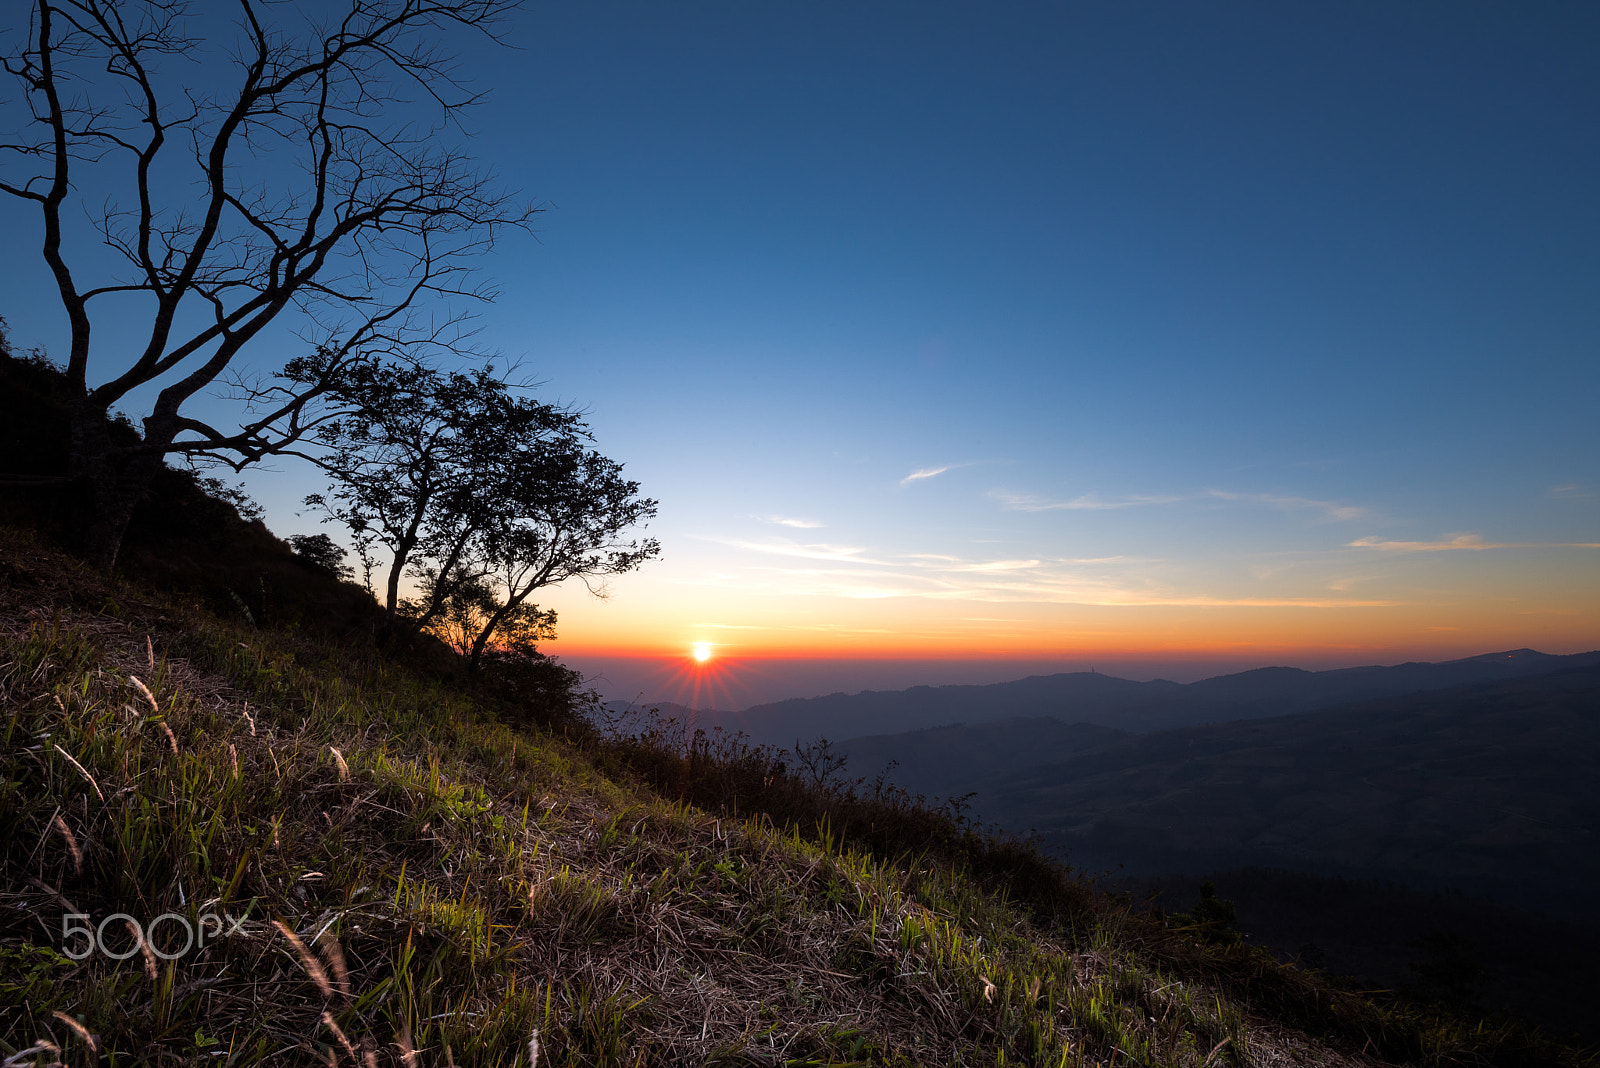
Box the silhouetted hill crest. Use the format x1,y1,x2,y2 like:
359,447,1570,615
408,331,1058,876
704,649,1600,745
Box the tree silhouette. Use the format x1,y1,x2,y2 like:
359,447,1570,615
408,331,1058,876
0,0,534,567
303,359,659,669
287,533,354,581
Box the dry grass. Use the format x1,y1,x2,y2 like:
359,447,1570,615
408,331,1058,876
0,529,1589,1068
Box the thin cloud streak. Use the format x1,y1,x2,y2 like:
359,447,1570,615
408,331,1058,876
696,535,892,566
1206,491,1366,521
901,464,959,485
993,488,1365,519
991,490,1184,511
753,566,1397,607
732,550,1397,608
935,558,1044,573
754,515,825,528
1348,534,1600,552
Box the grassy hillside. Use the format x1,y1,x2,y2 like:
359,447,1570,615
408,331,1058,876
0,346,382,640
1135,868,1600,1047
3,532,1595,1066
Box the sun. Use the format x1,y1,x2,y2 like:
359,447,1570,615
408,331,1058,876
692,642,713,663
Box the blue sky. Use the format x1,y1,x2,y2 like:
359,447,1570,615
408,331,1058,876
3,2,1597,702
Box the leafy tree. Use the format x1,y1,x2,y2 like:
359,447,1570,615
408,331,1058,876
305,359,659,670
299,358,520,633
288,532,353,581
0,0,534,568
429,573,556,662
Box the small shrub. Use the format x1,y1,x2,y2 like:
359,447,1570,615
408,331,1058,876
1168,880,1242,945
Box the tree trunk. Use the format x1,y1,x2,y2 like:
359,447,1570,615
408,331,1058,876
66,398,163,571
466,582,541,677
466,602,510,677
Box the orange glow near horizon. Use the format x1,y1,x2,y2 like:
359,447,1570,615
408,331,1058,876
532,549,1600,669
649,651,767,715
544,602,1600,663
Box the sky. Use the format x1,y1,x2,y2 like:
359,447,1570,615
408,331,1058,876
2,2,1598,705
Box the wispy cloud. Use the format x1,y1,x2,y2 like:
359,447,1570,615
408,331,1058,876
734,551,1395,608
1206,491,1366,521
934,558,1043,573
903,552,1134,571
991,491,1184,511
1348,534,1600,552
702,527,1403,609
991,488,1365,520
1082,595,1397,608
1548,484,1593,501
744,566,936,600
788,623,897,634
754,514,824,529
901,464,960,485
690,620,898,634
697,536,890,566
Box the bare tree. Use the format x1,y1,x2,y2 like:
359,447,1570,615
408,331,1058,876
0,0,535,567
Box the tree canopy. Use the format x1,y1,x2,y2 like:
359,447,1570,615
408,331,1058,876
303,359,659,670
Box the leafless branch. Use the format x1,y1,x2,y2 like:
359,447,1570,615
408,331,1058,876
2,0,534,564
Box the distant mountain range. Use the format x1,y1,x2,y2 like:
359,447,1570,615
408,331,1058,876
686,648,1600,745
846,664,1600,915
608,651,1600,914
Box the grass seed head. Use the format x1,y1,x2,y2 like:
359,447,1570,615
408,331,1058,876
50,1011,95,1053
396,1025,419,1068
135,920,158,980
318,930,353,1000
4,1038,62,1067
274,920,334,997
49,813,83,876
322,1011,359,1063
54,745,104,801
128,674,159,712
